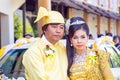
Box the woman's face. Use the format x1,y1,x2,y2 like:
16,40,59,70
114,37,120,43
70,29,88,51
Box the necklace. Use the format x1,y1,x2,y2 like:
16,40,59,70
73,52,86,64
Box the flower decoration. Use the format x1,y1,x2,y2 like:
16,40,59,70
87,41,99,64
93,42,98,51
44,45,55,57
87,50,99,64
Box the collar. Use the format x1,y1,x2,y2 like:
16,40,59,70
41,35,51,45
41,35,60,46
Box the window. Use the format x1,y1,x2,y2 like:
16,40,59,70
105,46,120,68
51,2,69,19
118,7,120,14
1,49,26,78
87,0,98,6
110,0,117,12
99,0,108,9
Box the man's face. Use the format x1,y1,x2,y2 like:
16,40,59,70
44,23,65,44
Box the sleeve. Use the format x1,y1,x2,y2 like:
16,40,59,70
22,46,49,80
99,50,114,80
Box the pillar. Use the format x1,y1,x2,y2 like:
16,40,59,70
108,18,111,32
83,11,88,23
37,0,51,36
97,15,101,35
116,20,120,35
68,8,73,18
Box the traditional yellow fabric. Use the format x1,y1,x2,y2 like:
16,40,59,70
93,42,98,50
25,38,31,43
22,38,68,80
0,46,6,57
69,48,114,80
34,7,65,26
100,36,114,46
14,42,23,48
14,38,32,48
34,7,48,23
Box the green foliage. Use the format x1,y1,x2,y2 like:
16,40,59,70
14,12,34,39
26,22,34,36
14,13,23,39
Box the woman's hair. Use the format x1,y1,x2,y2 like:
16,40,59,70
97,34,104,38
113,35,119,40
105,32,113,37
66,17,89,76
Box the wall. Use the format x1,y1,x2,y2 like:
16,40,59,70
88,13,97,38
111,19,117,35
0,0,25,47
72,9,84,17
100,17,108,34
0,13,14,46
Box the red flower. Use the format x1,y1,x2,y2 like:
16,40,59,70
95,50,99,57
46,45,50,49
95,50,98,54
45,45,55,57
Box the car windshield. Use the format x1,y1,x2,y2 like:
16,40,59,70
87,39,120,68
107,47,120,68
0,49,27,78
0,38,120,79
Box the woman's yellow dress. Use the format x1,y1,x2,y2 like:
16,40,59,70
69,49,114,80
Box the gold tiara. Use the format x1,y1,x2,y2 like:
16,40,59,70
70,20,85,26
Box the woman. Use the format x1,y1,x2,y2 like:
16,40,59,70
66,17,114,80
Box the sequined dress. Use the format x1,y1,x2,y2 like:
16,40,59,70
69,49,110,80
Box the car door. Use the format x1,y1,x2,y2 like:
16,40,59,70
0,48,27,79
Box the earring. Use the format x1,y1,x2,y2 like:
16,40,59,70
71,44,72,46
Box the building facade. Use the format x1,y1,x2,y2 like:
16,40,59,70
0,0,25,47
52,0,120,38
0,0,120,47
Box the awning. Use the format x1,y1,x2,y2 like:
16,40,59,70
52,0,120,20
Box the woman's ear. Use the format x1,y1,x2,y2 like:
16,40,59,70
43,30,46,33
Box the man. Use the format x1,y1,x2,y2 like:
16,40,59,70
22,7,68,80
23,33,33,39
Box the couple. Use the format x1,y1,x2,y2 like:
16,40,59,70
22,7,114,80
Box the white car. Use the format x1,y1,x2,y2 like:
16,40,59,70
87,36,120,80
104,44,120,80
0,38,120,79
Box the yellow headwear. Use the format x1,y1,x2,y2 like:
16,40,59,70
34,7,65,26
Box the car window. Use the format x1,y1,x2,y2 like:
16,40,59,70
1,49,26,78
105,46,120,68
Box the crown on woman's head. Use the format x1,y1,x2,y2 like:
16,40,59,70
70,20,85,26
